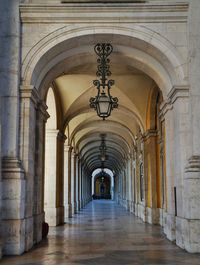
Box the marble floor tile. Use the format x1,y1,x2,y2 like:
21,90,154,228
1,200,200,265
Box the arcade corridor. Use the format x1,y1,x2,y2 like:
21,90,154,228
1,200,200,265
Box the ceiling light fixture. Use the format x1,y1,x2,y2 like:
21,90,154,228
99,134,108,162
90,43,118,119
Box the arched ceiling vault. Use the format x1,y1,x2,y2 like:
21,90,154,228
80,139,128,160
43,34,173,174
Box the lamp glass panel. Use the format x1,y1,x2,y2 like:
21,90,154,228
97,94,110,116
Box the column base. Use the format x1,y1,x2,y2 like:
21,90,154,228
163,213,176,242
176,217,200,253
2,219,25,255
146,207,160,225
71,202,75,215
158,208,165,227
136,203,147,222
130,201,135,213
73,202,77,214
25,216,34,252
33,212,44,244
1,158,26,255
126,200,131,211
64,203,72,221
76,201,80,212
45,206,64,226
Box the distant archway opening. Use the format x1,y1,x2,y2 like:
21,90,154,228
92,168,114,200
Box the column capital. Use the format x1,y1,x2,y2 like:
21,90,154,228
20,85,39,107
64,144,73,153
143,129,158,141
71,151,77,158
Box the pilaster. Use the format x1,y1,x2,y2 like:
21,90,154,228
64,144,73,220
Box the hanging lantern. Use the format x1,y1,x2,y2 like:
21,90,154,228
90,43,118,119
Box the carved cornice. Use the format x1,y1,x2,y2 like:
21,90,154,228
160,85,189,117
20,2,188,23
167,85,189,104
143,129,158,141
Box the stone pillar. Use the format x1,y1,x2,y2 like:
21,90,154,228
181,0,200,253
161,102,176,241
0,0,25,256
118,171,123,205
161,87,190,248
0,0,20,159
44,129,63,226
64,145,72,220
71,152,77,214
77,157,81,211
33,101,49,245
131,151,136,214
79,161,82,209
71,152,75,215
143,130,159,225
125,156,131,211
1,160,25,256
19,87,40,252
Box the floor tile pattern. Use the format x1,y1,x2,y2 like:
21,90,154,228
1,200,200,265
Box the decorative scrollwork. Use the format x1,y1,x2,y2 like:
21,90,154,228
94,43,113,85
90,43,119,119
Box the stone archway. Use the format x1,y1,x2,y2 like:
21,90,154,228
7,18,190,256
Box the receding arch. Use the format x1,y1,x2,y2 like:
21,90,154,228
21,25,188,101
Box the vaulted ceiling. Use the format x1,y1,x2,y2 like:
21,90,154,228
46,43,159,175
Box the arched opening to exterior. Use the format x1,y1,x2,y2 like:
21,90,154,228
92,168,114,200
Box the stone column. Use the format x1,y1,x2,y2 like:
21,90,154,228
126,154,132,211
74,154,78,213
44,129,62,226
33,101,49,245
64,144,72,220
143,130,159,225
161,102,176,241
131,150,136,214
161,87,190,247
119,171,123,205
79,160,83,209
19,87,40,252
182,0,200,253
0,0,25,256
71,152,75,215
0,0,20,159
77,157,81,211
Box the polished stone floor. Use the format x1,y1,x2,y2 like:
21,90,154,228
1,200,200,265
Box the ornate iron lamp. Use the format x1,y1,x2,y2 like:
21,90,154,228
99,134,108,162
90,43,118,119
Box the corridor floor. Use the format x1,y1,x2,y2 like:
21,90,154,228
1,200,200,265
